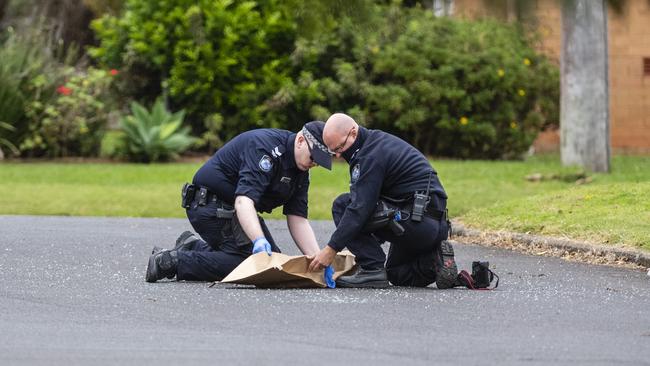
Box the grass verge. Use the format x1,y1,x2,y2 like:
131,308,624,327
0,154,648,249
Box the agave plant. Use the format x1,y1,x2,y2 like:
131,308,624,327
0,122,19,159
120,98,197,163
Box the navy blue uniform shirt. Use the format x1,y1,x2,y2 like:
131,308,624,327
327,127,447,251
193,129,309,217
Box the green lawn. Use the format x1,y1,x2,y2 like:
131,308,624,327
1,155,648,249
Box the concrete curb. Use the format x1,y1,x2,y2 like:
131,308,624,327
451,222,650,268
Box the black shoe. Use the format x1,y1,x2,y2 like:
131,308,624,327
336,267,389,288
174,230,199,251
435,240,460,289
145,250,178,283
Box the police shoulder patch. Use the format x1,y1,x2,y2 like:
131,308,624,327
258,155,273,172
351,164,361,183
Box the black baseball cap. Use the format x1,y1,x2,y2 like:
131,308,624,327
302,121,332,170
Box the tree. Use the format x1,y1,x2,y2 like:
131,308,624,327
560,0,610,172
481,0,613,172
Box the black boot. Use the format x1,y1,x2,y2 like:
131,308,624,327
150,231,199,255
435,240,460,289
145,249,178,282
174,230,200,251
336,267,389,288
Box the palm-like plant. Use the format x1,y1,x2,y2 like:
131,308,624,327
119,98,196,163
0,122,19,159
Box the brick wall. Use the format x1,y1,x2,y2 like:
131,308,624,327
453,0,650,153
608,0,650,152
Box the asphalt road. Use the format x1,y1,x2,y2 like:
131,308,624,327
1,215,649,366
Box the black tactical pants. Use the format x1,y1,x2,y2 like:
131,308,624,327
332,193,449,287
176,197,280,282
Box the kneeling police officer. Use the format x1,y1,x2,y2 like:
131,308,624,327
146,122,332,282
308,113,458,288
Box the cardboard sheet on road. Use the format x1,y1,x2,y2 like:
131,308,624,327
221,251,357,288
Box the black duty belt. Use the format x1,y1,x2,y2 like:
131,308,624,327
181,183,234,215
381,195,447,222
423,191,448,221
407,203,446,221
426,208,447,221
195,186,221,205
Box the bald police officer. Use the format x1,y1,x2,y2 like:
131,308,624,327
308,113,458,288
146,121,332,282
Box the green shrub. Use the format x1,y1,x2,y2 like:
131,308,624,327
20,67,117,157
99,129,126,159
89,0,296,140
0,24,70,154
365,16,559,159
82,0,125,16
263,6,559,159
119,98,197,163
90,2,559,159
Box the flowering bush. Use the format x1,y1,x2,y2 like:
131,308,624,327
0,23,74,157
262,7,559,159
364,17,559,159
21,67,117,157
89,2,559,159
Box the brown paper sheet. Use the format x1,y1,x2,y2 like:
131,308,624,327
221,251,357,288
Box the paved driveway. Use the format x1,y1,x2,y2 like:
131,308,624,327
1,216,649,365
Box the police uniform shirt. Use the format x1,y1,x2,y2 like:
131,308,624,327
327,127,447,251
193,129,309,217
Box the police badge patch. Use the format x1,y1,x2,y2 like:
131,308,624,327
259,155,273,172
351,164,361,183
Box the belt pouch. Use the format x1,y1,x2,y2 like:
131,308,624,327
181,183,196,208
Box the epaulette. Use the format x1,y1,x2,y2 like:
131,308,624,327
270,144,286,159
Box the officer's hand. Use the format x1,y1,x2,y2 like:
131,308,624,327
252,237,272,256
308,246,337,272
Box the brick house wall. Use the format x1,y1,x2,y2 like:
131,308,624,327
452,0,650,153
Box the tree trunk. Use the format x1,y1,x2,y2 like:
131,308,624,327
0,0,5,23
560,0,610,172
506,0,517,22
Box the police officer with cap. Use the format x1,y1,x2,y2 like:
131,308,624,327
146,121,332,282
308,113,458,288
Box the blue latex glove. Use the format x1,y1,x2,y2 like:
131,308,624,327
324,265,335,288
252,237,272,256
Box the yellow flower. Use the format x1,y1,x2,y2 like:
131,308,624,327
523,58,531,66
460,117,469,125
510,121,518,129
82,80,90,87
518,89,526,97
497,69,505,77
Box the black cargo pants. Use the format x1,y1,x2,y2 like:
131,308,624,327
176,195,280,281
332,193,449,287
